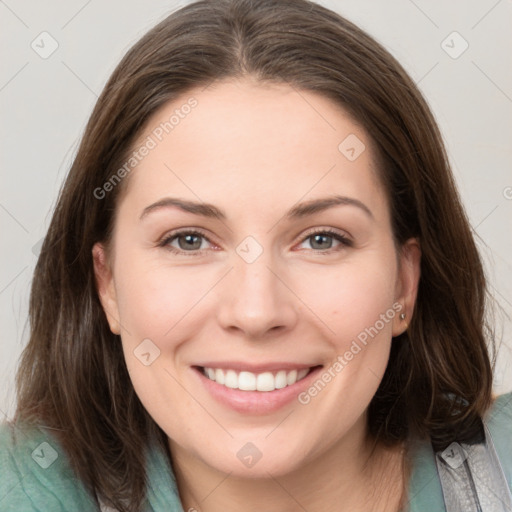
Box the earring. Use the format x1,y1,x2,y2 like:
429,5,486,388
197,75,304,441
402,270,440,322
399,312,409,331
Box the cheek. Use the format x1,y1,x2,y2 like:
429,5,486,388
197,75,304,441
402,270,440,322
114,254,213,343
296,257,396,337
113,256,208,425
291,260,398,430
291,255,398,399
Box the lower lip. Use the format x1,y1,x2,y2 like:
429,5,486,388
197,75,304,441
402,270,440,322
192,365,323,415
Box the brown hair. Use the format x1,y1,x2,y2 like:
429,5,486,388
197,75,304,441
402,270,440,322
12,0,496,510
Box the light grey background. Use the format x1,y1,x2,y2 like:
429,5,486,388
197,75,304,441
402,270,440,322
1,0,511,421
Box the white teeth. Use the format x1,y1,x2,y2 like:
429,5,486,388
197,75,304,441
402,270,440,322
297,368,309,381
287,369,298,385
202,366,312,392
239,371,256,391
275,370,288,389
215,368,225,385
224,369,238,389
256,372,275,392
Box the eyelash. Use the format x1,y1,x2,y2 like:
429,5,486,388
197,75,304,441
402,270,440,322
158,228,353,256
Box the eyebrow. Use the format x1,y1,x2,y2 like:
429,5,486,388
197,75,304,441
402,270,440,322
139,194,374,221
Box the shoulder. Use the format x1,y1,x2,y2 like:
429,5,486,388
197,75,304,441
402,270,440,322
485,390,512,425
484,391,512,481
406,391,512,512
0,421,99,511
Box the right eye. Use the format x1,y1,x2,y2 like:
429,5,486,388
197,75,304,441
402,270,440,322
159,229,215,256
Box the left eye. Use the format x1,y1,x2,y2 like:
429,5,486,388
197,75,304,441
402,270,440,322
297,230,352,251
161,230,212,254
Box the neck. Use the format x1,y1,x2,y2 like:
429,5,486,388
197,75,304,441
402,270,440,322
168,415,409,512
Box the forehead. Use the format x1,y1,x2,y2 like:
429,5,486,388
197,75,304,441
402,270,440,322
120,79,388,222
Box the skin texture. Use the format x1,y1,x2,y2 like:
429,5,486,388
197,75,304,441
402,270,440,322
93,78,421,511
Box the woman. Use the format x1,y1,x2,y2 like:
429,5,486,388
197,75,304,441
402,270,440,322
1,0,511,511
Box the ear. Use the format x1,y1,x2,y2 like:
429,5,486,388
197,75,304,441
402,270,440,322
392,237,421,337
92,242,121,335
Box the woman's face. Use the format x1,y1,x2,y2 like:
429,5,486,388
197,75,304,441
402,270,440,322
93,79,420,478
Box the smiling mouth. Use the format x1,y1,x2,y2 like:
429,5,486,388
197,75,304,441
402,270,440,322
194,365,322,392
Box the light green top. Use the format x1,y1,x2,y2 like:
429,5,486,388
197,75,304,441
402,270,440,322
1,392,511,511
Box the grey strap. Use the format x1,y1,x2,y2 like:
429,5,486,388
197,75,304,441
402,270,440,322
435,422,512,511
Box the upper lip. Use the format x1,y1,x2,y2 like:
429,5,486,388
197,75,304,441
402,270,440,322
193,362,322,373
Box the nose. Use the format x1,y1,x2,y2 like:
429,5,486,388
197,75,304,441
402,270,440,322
216,248,299,340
